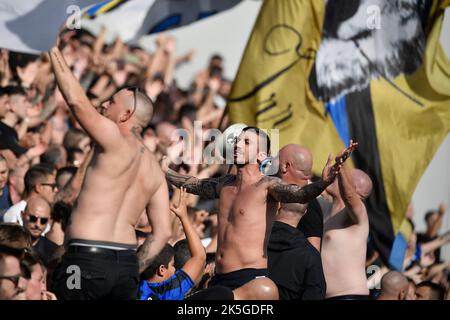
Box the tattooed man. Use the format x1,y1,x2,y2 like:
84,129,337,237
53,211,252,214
49,44,171,300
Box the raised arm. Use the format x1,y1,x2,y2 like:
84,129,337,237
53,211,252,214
337,164,368,224
269,142,357,203
48,45,122,151
421,231,450,255
165,167,234,199
170,187,206,284
268,177,330,203
137,173,172,274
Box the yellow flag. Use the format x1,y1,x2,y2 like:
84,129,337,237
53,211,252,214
228,0,345,170
228,0,450,263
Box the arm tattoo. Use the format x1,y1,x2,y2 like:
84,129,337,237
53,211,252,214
268,177,327,204
130,127,146,154
166,169,235,199
137,234,155,273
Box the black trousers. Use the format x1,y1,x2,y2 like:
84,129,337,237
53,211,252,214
51,247,139,300
208,268,268,290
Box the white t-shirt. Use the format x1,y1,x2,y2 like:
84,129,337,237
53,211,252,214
3,200,26,225
3,200,51,234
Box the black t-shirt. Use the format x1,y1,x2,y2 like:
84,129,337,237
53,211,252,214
268,221,326,300
297,198,323,239
34,236,59,266
0,121,27,155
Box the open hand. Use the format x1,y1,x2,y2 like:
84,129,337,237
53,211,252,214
322,154,341,185
322,140,358,184
335,140,358,164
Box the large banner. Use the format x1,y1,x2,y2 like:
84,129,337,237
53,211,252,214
0,0,100,53
0,0,242,53
81,0,242,43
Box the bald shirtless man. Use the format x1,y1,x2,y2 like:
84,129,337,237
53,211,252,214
320,150,373,300
164,127,354,290
48,45,171,300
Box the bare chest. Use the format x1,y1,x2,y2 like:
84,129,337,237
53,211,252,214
219,183,275,223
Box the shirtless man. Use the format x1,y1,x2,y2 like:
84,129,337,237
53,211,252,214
164,127,353,289
320,148,373,300
48,44,171,300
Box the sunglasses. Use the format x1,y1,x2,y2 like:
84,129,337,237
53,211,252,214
0,274,21,288
40,183,58,191
0,245,30,259
27,214,49,225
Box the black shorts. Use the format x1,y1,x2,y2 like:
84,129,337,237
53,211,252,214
51,241,139,300
208,268,268,290
326,294,371,300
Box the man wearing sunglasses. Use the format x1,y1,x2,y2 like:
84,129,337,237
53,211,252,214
49,44,171,300
3,165,57,236
21,196,56,266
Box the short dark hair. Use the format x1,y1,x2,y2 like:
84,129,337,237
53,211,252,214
210,54,223,62
242,126,271,154
178,103,197,124
24,165,53,195
0,223,32,249
424,210,438,224
416,281,446,300
56,166,77,181
174,239,191,270
8,52,39,70
22,248,44,273
1,86,26,97
140,244,174,280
